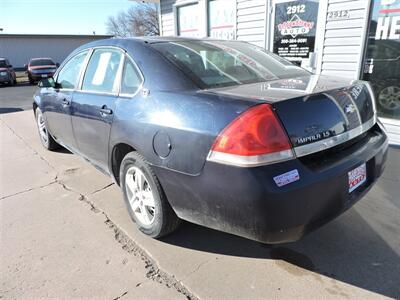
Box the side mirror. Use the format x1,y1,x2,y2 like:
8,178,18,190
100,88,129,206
56,63,60,68
8,64,13,68
38,77,56,88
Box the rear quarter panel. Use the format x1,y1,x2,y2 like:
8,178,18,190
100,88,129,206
109,90,254,175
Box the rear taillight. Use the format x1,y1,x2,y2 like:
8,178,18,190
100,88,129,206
207,104,294,167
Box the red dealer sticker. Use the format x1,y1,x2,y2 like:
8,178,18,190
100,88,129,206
348,163,367,193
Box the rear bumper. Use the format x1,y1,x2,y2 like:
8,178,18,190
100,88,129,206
156,123,389,244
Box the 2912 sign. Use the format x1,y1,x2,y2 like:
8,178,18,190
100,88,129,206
287,4,306,14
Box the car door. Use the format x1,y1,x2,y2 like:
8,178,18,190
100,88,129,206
43,50,89,150
71,47,124,171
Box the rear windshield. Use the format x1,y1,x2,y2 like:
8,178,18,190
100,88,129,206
0,60,7,68
30,59,55,66
152,40,310,89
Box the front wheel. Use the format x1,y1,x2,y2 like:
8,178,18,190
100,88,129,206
120,152,180,238
35,108,60,150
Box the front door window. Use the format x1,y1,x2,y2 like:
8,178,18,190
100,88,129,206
362,0,400,120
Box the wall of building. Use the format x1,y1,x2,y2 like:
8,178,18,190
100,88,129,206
0,34,112,69
236,0,266,47
160,0,176,36
160,0,266,46
319,0,370,79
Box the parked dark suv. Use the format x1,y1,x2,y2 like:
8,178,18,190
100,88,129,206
26,58,58,84
0,58,16,86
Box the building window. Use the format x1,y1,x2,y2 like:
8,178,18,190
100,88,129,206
362,0,400,121
208,0,236,40
177,3,200,37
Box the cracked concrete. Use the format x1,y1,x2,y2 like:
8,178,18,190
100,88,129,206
1,112,189,299
53,165,197,299
2,110,400,299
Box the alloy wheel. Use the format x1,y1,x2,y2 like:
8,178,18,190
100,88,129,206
125,166,156,226
378,86,400,111
36,110,48,145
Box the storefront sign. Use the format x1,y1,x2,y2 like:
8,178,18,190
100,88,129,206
273,0,319,64
375,0,400,40
177,3,200,37
208,0,235,40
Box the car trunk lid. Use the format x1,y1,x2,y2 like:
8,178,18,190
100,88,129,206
205,75,376,156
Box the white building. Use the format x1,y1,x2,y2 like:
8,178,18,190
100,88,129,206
0,34,112,70
158,0,400,143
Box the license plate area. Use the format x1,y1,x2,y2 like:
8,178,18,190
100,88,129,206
41,74,48,78
348,163,367,193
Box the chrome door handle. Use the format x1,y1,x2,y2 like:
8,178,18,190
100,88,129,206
100,106,113,116
62,99,70,107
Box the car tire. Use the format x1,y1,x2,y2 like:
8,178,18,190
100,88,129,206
8,77,15,86
35,107,60,151
120,151,181,238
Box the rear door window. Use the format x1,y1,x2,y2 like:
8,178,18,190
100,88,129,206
82,48,123,93
120,57,143,95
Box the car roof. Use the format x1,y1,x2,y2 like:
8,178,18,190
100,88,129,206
76,36,240,50
30,57,54,61
64,37,248,92
126,36,228,44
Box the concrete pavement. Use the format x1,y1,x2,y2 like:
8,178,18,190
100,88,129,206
1,110,399,299
0,113,187,299
0,84,36,114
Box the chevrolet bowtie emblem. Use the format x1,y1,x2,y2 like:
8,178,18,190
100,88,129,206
344,104,356,114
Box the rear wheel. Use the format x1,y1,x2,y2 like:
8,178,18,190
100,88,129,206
120,152,180,238
35,108,60,150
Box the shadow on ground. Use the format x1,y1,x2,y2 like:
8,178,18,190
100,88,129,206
0,82,31,88
161,209,399,297
0,107,24,114
161,147,400,298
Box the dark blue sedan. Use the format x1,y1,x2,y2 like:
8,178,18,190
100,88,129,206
33,37,388,243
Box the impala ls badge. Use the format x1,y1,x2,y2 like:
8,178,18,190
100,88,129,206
344,104,356,114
